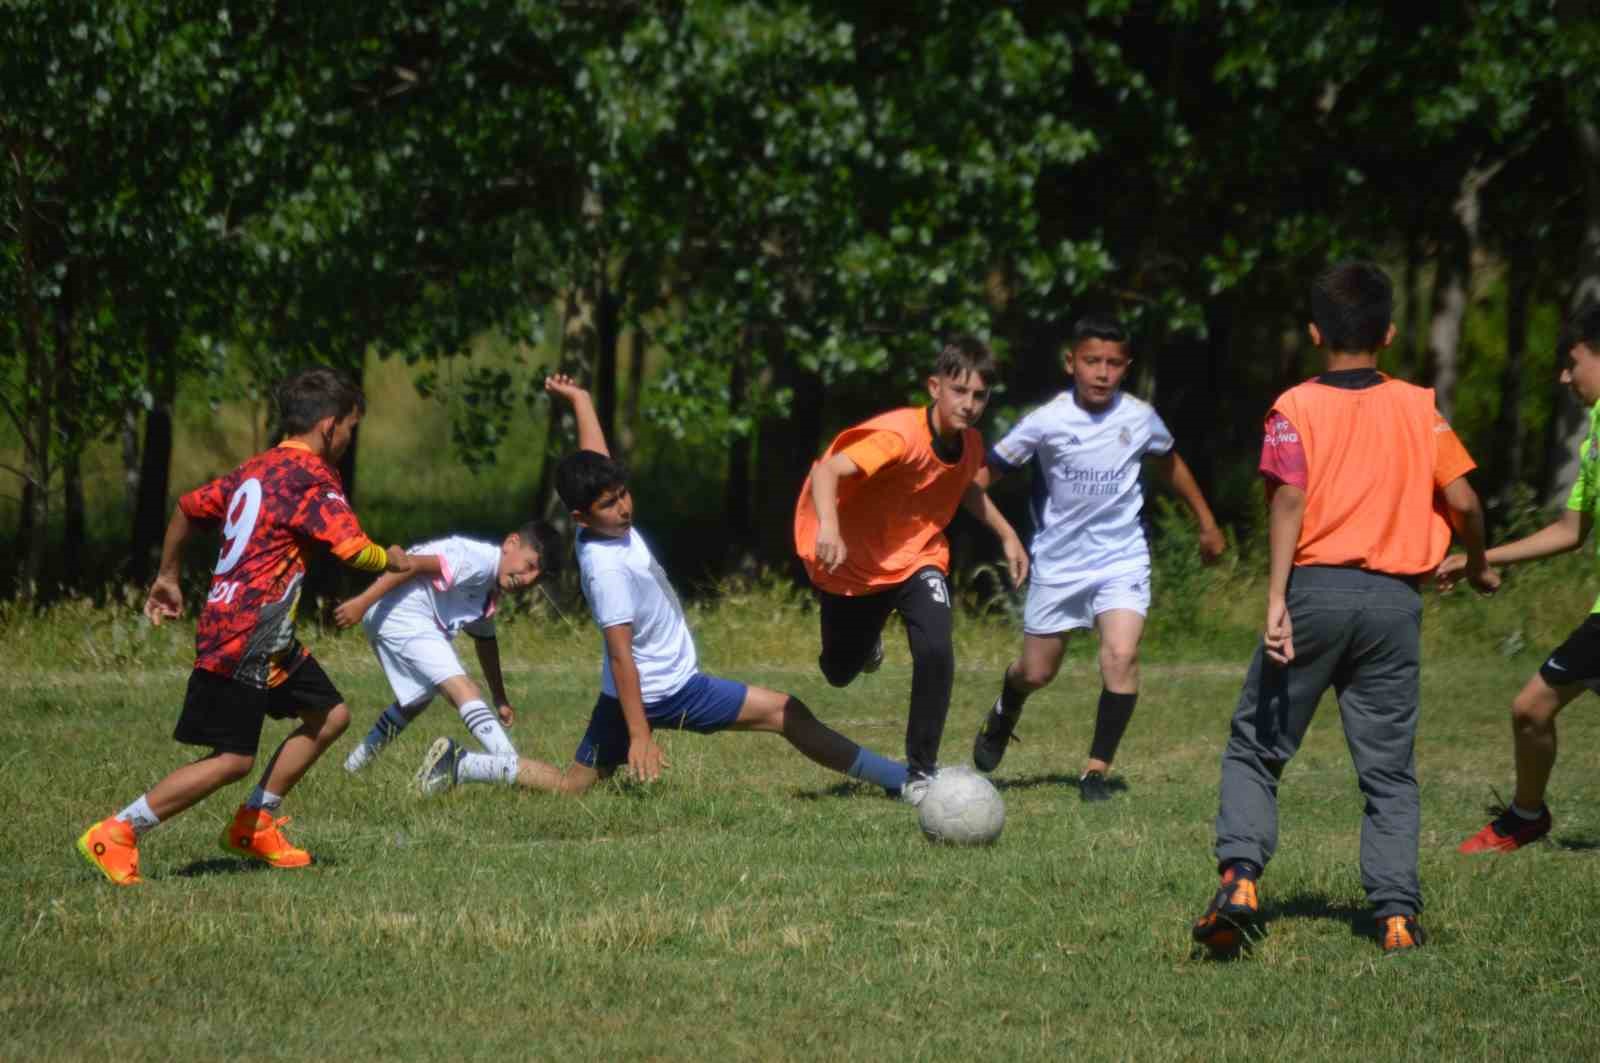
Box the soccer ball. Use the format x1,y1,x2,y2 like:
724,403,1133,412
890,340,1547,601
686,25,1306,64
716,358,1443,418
917,768,1005,845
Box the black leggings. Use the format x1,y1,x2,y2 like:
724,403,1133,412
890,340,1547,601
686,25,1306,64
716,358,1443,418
817,566,954,778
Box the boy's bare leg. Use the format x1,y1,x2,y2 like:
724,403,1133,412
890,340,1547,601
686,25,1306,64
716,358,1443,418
1510,674,1584,809
1085,609,1144,776
144,752,257,820
516,759,601,795
258,704,351,797
1008,632,1071,693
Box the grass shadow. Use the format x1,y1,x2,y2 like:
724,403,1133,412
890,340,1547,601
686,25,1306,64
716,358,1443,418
1551,834,1600,853
992,773,1131,797
794,780,895,802
1259,890,1376,943
172,858,267,879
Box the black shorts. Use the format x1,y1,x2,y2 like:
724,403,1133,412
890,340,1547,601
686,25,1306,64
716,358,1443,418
1539,614,1600,690
174,657,345,755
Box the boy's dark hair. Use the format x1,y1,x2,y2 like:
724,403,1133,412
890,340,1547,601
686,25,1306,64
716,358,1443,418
932,335,997,385
512,519,561,577
555,450,629,515
1072,314,1129,348
276,367,366,436
1558,301,1600,360
1310,261,1394,353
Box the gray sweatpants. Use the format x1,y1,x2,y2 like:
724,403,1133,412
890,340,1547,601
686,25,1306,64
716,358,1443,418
1214,565,1424,918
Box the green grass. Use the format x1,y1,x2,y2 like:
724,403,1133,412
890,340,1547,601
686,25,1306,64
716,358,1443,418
5,577,1600,1060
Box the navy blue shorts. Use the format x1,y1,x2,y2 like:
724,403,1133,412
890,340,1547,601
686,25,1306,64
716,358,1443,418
574,673,747,769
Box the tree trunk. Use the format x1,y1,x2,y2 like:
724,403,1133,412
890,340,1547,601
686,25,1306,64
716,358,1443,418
1493,256,1531,499
622,327,646,456
1403,225,1427,376
754,330,824,575
1426,244,1469,421
130,335,177,585
63,448,84,587
724,333,752,553
12,144,51,592
594,265,620,451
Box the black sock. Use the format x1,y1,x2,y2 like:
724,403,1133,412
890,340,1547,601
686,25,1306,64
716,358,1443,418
1223,859,1263,881
998,673,1031,716
1088,689,1137,765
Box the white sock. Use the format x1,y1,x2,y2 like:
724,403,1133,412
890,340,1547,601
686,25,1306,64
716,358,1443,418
1511,802,1544,820
458,699,516,756
245,787,283,812
346,702,420,772
457,752,519,786
115,795,161,838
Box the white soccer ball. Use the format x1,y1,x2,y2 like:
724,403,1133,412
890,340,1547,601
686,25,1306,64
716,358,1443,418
917,768,1005,845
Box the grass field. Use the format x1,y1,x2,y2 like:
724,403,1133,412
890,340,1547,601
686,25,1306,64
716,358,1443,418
5,575,1600,1061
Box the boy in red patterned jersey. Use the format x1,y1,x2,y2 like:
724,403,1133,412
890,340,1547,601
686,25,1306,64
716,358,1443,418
75,368,412,885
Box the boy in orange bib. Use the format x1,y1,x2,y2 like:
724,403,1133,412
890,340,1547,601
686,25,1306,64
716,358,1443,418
795,337,1027,801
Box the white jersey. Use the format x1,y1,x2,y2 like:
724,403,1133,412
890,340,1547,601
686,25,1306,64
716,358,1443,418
363,535,499,640
577,528,697,703
990,390,1174,585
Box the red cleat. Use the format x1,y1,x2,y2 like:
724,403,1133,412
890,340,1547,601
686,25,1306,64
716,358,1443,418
1458,806,1551,854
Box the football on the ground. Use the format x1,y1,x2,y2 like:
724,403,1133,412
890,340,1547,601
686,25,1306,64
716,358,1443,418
917,768,1005,845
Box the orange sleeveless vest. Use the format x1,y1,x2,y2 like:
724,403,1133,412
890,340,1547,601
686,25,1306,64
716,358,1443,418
1273,377,1454,576
795,407,983,595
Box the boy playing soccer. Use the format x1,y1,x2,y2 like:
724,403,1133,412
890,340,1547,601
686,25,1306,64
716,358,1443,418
794,337,1029,803
1441,303,1600,853
76,368,411,885
970,315,1225,800
333,521,550,775
332,376,575,778
1190,262,1496,955
412,379,909,798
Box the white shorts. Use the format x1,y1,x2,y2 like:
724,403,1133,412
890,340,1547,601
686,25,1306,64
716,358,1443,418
368,627,467,708
1023,565,1151,636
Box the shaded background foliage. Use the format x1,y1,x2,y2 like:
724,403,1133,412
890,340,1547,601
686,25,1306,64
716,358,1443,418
4,0,1599,601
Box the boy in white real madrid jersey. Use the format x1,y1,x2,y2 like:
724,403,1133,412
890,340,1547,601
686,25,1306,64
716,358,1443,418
412,377,909,798
972,315,1225,800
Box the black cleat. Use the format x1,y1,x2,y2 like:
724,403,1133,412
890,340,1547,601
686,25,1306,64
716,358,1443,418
1078,770,1112,802
972,698,1023,773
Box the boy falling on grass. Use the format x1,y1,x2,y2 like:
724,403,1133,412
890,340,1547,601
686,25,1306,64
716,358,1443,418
969,315,1225,801
76,369,412,885
332,518,554,779
794,337,1029,803
1190,261,1496,956
411,378,909,798
1439,303,1600,854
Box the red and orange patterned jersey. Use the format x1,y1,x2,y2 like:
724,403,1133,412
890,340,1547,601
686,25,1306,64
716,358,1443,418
179,441,384,688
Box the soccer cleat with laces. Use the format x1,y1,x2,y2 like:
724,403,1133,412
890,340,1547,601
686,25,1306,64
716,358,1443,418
76,817,142,886
416,737,464,797
1191,862,1260,952
972,698,1023,773
220,807,313,868
1458,804,1552,854
1379,914,1426,953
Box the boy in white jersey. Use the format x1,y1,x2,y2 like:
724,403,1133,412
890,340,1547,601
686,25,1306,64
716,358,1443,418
414,379,909,798
332,375,575,780
972,315,1225,800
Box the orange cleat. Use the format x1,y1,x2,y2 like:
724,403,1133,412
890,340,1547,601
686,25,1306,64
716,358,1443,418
1192,862,1260,953
220,807,313,868
76,817,142,886
1379,914,1426,953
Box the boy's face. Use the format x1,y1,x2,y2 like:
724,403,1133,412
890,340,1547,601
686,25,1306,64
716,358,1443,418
574,484,633,539
926,369,991,437
1561,342,1600,407
1065,339,1130,410
497,535,542,592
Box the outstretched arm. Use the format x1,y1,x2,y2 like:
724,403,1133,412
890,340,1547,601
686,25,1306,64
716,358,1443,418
144,506,196,625
1151,451,1225,562
1432,477,1500,595
545,373,609,457
961,480,1028,587
472,635,514,726
331,554,441,628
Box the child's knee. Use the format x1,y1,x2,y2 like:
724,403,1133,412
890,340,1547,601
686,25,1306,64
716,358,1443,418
323,703,351,738
1511,691,1555,728
214,751,256,783
819,655,857,688
1099,645,1139,680
1012,659,1057,690
910,640,954,681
